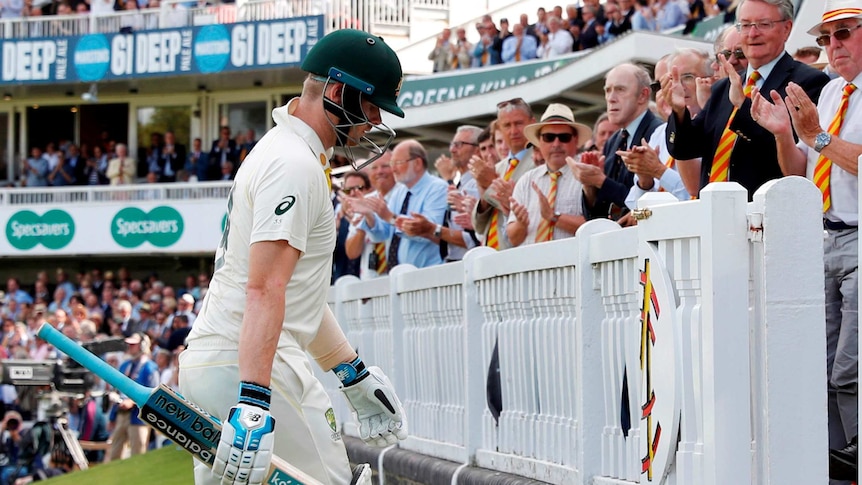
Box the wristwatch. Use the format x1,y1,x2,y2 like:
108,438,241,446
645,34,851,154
550,211,561,223
433,224,443,238
814,132,832,153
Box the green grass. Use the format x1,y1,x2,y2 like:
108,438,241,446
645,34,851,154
43,446,194,485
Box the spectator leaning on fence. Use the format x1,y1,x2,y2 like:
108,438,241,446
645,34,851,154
508,104,589,246
749,0,862,478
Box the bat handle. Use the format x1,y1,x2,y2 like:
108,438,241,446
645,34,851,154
37,323,152,406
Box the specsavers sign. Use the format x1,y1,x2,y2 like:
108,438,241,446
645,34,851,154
0,15,322,83
0,202,224,256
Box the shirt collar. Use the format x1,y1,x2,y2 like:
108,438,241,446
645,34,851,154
272,98,334,169
747,53,783,86
506,146,530,162
622,110,649,148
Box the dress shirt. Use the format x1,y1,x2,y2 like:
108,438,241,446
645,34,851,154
626,123,691,209
799,73,862,225
537,30,574,58
501,34,538,63
360,172,449,269
508,164,584,245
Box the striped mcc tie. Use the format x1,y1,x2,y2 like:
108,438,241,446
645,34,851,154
709,70,761,183
814,83,856,212
487,158,520,249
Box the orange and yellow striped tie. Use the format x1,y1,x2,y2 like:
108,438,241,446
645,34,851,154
535,171,561,242
487,158,520,249
658,156,675,192
374,242,388,274
709,70,761,183
815,83,856,212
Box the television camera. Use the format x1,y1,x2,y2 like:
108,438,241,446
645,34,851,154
0,337,127,394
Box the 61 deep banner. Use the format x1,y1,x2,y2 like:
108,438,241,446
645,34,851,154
1,15,322,84
6,209,75,250
112,206,184,248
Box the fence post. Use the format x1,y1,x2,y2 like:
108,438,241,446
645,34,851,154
389,264,416,398
463,246,497,465
751,176,827,484
575,219,621,482
698,182,751,485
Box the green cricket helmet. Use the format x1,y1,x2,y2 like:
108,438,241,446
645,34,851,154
302,29,404,118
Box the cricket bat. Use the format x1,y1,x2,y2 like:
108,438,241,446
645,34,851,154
38,323,324,485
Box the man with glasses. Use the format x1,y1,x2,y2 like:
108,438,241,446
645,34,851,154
508,104,589,246
624,49,711,208
356,140,448,269
699,26,749,108
750,1,862,480
472,98,538,249
664,0,829,199
397,126,483,262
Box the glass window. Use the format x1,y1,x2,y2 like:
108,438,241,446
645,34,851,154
217,101,267,146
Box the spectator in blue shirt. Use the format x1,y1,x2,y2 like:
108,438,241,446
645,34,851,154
23,147,49,187
502,23,538,63
356,140,448,270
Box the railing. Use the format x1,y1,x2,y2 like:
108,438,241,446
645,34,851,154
0,181,232,206
326,178,829,485
0,0,413,40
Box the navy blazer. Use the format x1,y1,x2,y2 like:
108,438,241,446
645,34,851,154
666,52,829,198
586,109,663,220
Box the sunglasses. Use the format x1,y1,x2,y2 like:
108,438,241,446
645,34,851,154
450,141,478,149
343,185,367,193
540,132,575,143
496,97,528,109
816,24,862,46
716,48,746,62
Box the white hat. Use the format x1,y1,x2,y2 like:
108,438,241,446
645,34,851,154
523,104,592,149
181,293,195,304
808,0,862,35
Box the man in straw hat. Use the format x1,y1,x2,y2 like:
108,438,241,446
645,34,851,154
750,0,862,480
506,103,590,246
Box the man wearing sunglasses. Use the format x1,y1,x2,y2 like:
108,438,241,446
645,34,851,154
507,104,589,246
749,1,862,481
665,0,829,200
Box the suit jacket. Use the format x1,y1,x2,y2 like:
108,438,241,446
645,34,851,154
159,143,186,181
666,52,829,198
587,110,663,220
580,19,601,49
472,147,537,249
185,151,212,181
209,139,238,166
67,155,86,185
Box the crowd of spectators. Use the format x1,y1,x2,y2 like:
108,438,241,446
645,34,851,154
14,126,257,188
429,0,734,71
0,266,209,473
0,0,220,20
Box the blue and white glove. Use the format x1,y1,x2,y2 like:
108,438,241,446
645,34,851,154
336,357,408,447
213,382,276,485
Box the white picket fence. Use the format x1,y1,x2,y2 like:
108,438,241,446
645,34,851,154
323,178,829,485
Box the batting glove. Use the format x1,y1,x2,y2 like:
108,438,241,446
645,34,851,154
336,358,408,447
213,382,276,485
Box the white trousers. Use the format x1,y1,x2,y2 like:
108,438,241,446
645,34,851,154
178,336,352,485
